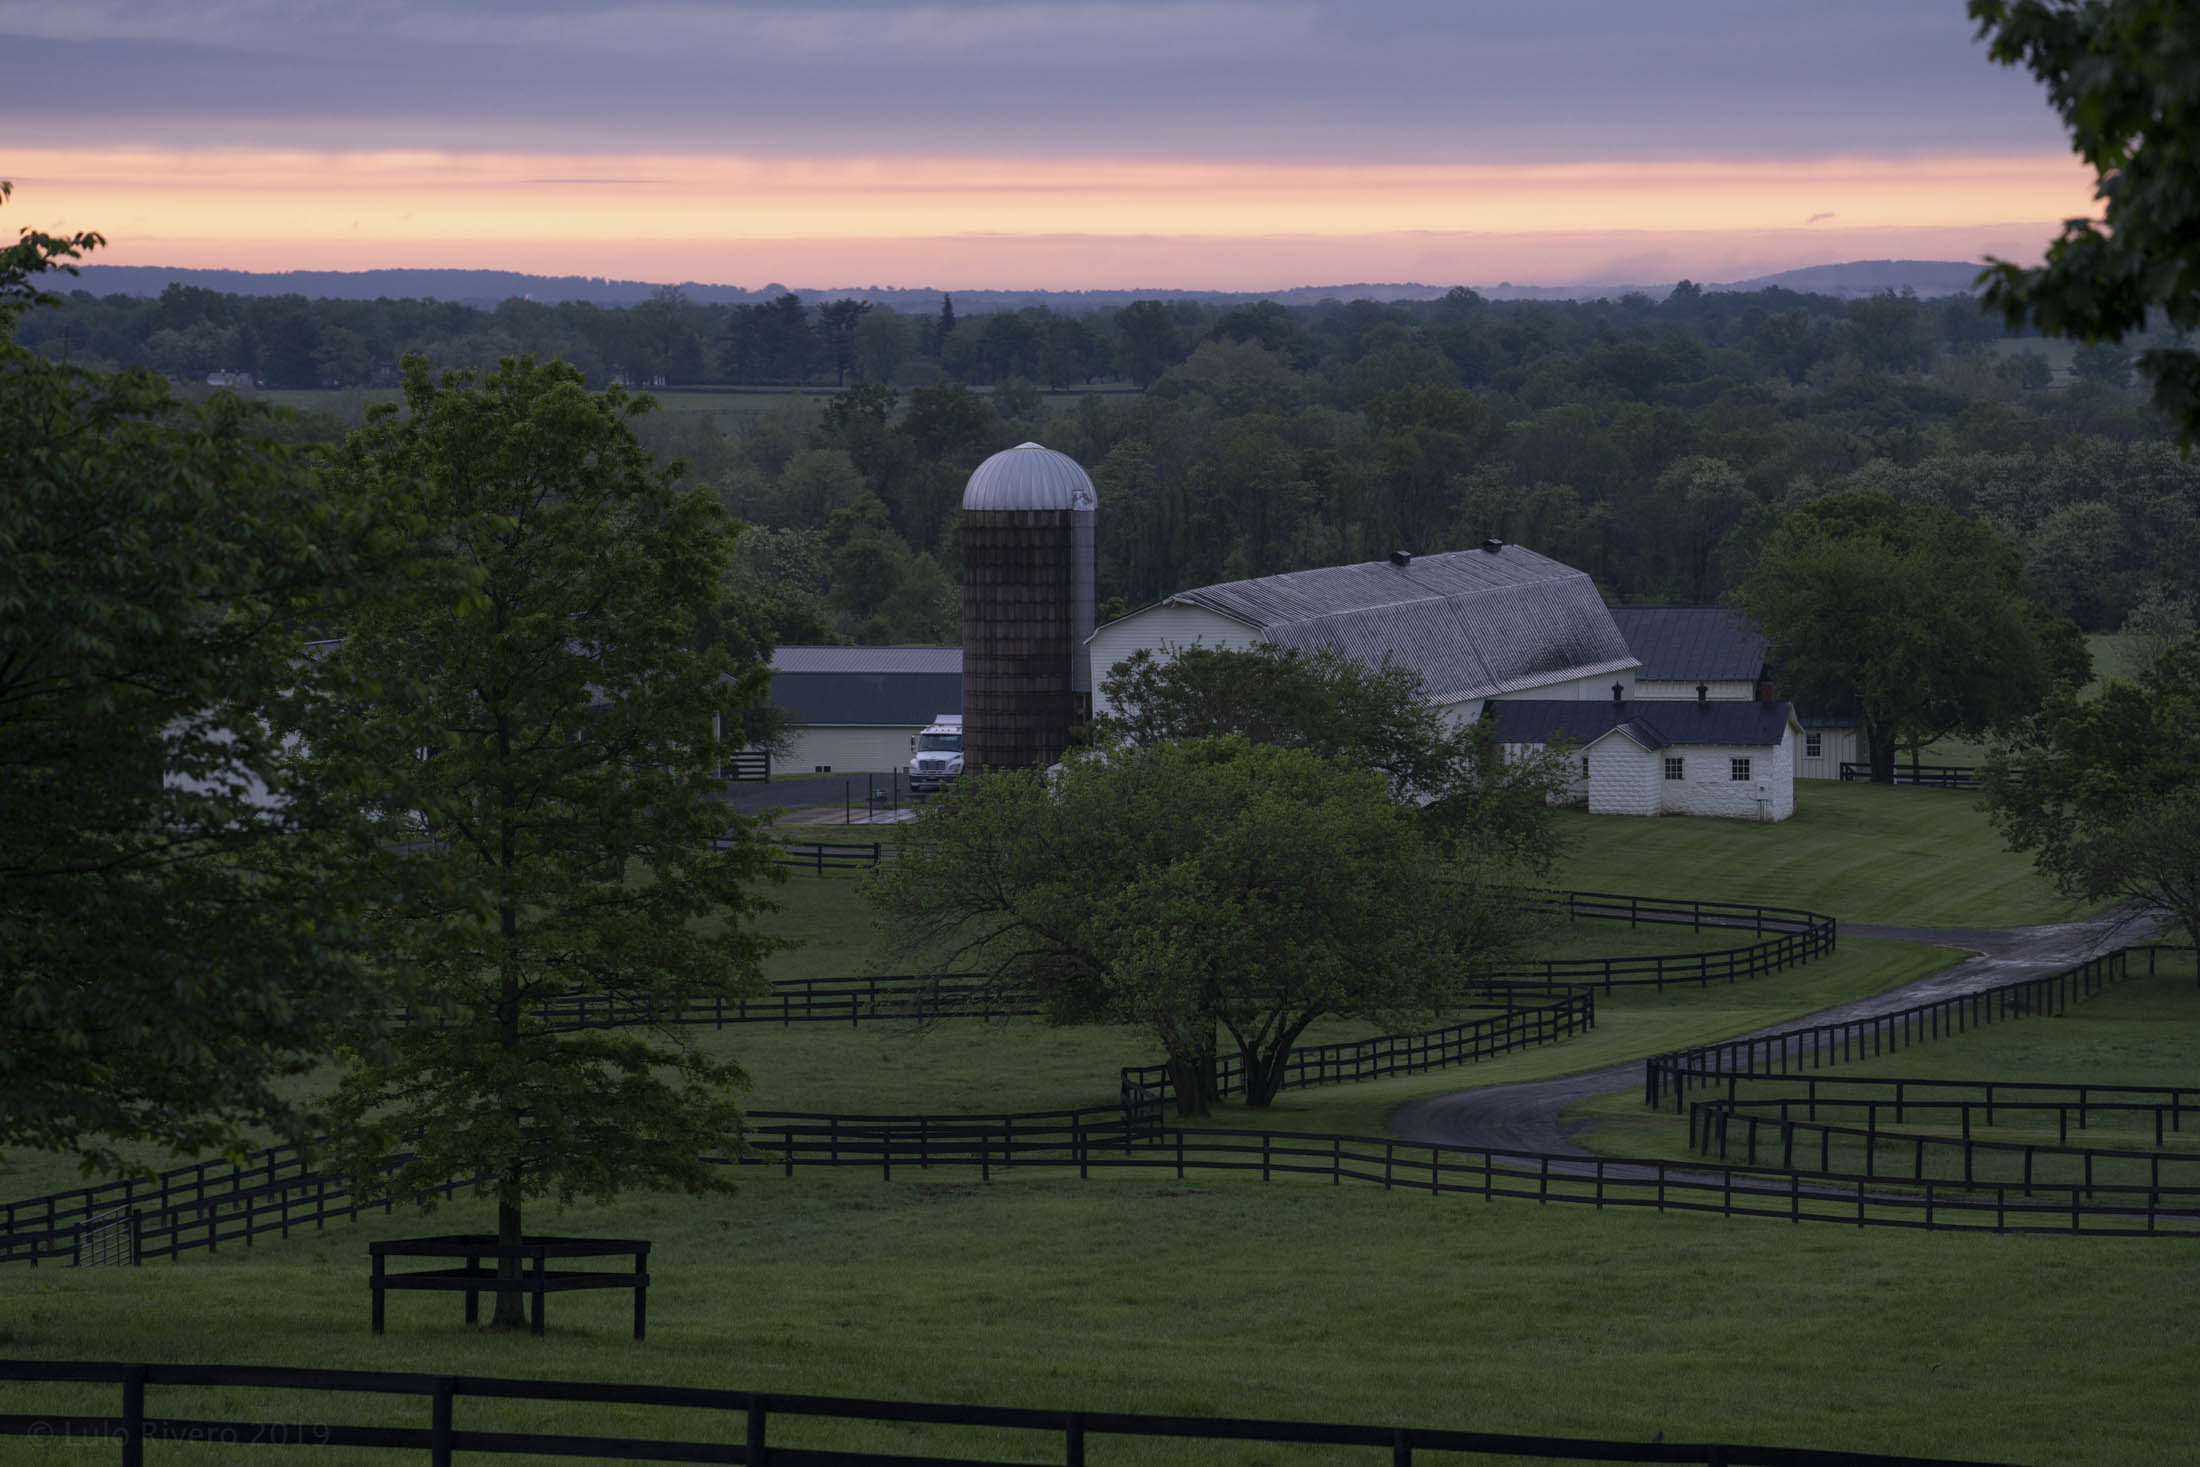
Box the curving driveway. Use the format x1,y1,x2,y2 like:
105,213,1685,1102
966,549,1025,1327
1389,910,2156,1158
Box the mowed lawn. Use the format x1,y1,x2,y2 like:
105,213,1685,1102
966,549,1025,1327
1547,780,2086,929
5,1172,2195,1467
1565,951,2200,1167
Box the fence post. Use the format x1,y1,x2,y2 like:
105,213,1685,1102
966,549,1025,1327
122,1364,146,1467
748,1400,769,1467
431,1378,456,1467
1065,1411,1086,1467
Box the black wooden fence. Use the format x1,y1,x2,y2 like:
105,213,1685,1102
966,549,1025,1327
1837,763,1985,789
0,1360,2033,1467
1120,993,1595,1110
1491,891,1835,993
1642,948,2132,1109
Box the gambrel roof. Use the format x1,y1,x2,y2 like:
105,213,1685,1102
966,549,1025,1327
1159,545,1637,705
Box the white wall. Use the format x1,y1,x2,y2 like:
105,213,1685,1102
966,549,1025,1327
1796,725,1859,780
784,726,924,774
1087,604,1266,719
1586,738,1660,816
1635,679,1757,702
1653,727,1796,821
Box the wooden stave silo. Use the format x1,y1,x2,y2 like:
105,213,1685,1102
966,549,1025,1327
962,507,1077,772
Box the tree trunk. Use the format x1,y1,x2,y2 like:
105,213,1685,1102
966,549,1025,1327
1167,1053,1211,1119
1241,1044,1292,1109
1868,726,1898,784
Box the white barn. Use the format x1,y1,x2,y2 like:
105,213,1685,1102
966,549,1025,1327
1090,543,1642,725
1090,546,1802,821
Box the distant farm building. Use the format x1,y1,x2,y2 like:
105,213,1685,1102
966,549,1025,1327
1090,543,1640,723
1607,605,1858,779
1093,545,1798,821
765,645,961,774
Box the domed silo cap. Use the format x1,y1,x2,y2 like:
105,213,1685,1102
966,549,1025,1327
962,442,1097,511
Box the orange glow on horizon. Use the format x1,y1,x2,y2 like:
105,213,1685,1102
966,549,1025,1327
6,147,2095,287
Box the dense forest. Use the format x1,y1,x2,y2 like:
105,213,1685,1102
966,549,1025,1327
22,280,2196,649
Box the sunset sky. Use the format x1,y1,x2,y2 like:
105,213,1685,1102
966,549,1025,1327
1,0,2092,290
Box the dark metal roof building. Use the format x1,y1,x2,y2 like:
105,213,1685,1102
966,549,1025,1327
1606,606,1769,683
1489,698,1796,752
767,646,962,727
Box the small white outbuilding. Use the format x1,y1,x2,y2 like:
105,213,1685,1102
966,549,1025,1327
1489,694,1802,822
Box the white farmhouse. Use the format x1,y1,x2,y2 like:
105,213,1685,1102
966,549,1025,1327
1488,693,1801,821
1607,605,1859,780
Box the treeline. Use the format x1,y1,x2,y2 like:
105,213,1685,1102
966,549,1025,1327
23,280,2193,645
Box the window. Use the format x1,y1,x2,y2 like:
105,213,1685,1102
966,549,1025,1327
1580,757,1590,779
1663,757,1684,781
1804,732,1822,759
1731,757,1752,781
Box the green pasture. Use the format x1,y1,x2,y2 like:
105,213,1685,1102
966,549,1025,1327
1566,950,2200,1170
5,1169,2194,1467
1547,780,2084,929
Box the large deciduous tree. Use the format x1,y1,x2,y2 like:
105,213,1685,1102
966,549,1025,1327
2,186,387,1172
1983,639,2200,950
1091,642,1576,873
1737,491,2086,782
869,739,1530,1116
311,355,781,1326
1970,0,2200,439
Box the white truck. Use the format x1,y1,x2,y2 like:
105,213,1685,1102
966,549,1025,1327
905,713,964,793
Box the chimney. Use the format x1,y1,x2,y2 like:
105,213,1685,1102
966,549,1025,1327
1696,683,1709,705
1390,550,1413,566
1757,677,1775,704
1481,538,1505,554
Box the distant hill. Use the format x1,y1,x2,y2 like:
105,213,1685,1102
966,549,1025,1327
66,260,1985,310
1718,260,1985,298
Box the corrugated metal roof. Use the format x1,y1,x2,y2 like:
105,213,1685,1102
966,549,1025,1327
770,669,963,728
961,442,1097,511
770,645,963,675
1169,546,1637,704
1607,606,1769,683
1489,698,1796,751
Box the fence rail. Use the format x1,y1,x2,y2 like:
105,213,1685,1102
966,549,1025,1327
1837,762,1985,789
1643,948,2133,1109
1122,993,1595,1110
1688,1099,2200,1196
0,1359,2034,1467
1479,890,1836,994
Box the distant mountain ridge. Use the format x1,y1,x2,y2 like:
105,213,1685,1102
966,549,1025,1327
67,259,1986,310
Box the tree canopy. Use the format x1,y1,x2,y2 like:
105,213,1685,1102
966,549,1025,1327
871,735,1544,1117
1971,0,2200,439
1983,638,2200,949
1,186,388,1170
1736,490,2087,782
308,355,781,1323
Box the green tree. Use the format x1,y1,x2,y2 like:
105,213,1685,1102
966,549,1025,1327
2,186,387,1170
1737,491,2088,782
310,355,780,1327
1113,300,1183,387
869,739,1529,1114
1984,639,2200,948
1970,0,2200,438
815,298,873,386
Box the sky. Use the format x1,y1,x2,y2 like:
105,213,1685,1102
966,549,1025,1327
0,0,2094,291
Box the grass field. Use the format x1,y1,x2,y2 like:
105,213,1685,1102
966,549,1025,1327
1565,950,2200,1169
6,1170,2196,1467
4,813,2178,1466
1546,780,2084,928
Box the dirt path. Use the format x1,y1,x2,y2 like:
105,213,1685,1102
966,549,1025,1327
1388,910,2154,1157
